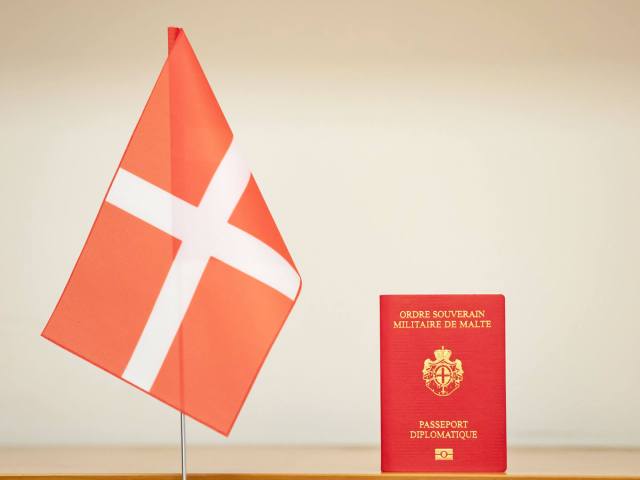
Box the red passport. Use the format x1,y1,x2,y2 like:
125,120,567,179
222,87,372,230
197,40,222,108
380,295,506,472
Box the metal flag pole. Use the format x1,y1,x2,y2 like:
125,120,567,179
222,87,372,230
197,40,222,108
170,26,186,480
180,412,187,480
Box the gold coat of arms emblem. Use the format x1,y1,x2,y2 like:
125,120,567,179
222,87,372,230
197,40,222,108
422,346,464,396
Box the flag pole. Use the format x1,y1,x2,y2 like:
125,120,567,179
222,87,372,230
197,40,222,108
169,27,187,480
180,412,187,480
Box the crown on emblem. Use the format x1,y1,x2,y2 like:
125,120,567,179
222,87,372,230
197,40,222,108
433,346,452,361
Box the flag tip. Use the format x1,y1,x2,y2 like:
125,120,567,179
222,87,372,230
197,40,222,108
168,27,182,51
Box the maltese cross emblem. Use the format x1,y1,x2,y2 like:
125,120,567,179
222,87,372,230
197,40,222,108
422,346,464,396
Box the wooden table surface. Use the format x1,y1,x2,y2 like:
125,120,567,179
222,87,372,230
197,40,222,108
0,447,638,479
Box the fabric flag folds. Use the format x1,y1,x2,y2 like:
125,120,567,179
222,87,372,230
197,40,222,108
41,27,301,435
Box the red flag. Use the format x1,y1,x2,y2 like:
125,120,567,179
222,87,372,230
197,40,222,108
42,27,301,435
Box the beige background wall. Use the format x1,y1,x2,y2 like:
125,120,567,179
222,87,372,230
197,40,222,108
2,0,640,446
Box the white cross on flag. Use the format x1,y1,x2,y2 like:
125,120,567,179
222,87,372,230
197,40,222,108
42,27,301,435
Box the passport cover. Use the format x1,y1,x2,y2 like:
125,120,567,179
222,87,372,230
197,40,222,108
380,294,506,472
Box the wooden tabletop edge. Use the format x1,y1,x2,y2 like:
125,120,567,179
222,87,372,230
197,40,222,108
1,474,639,480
